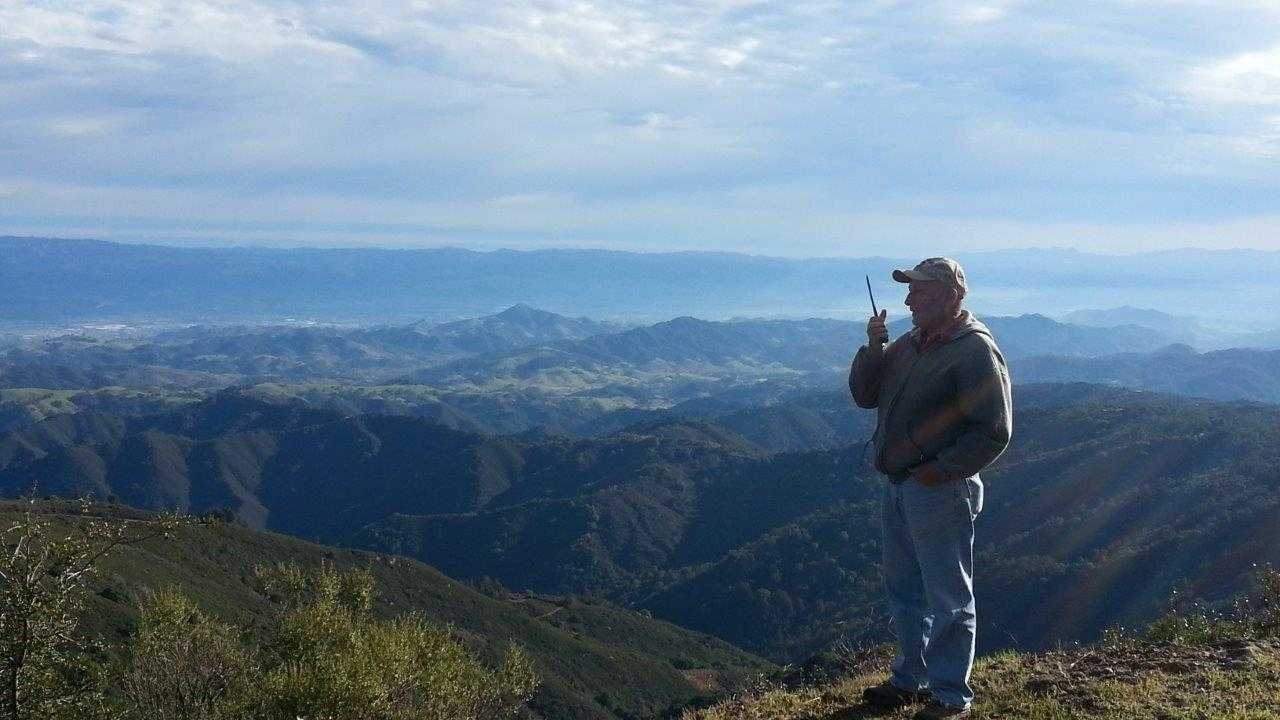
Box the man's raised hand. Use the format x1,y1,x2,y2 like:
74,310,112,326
866,309,889,349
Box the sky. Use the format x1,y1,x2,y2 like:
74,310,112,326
3,0,1280,257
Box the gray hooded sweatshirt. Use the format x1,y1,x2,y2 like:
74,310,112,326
849,311,1013,481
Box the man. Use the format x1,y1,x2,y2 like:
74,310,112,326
848,257,1012,719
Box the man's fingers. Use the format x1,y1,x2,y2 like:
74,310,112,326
866,311,889,346
879,309,887,321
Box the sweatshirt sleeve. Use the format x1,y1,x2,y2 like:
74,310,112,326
849,345,886,409
934,338,1013,480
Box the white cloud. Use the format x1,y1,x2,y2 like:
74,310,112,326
45,115,125,137
952,3,1010,25
711,38,760,69
1187,44,1280,107
3,1,1280,254
0,1,357,61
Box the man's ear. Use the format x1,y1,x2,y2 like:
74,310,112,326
947,288,963,313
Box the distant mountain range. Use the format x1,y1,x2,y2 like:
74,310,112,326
4,383,1278,663
0,306,1211,389
1062,306,1280,350
889,313,1179,358
6,305,1280,440
1017,344,1280,403
1,304,621,387
6,236,1280,326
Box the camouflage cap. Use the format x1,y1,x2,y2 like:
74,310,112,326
892,257,967,293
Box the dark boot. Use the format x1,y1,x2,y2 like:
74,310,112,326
913,701,971,719
862,680,930,708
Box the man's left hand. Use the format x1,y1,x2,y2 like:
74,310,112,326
910,461,949,487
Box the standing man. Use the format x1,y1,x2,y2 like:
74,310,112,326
849,257,1012,719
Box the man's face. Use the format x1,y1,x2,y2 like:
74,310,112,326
905,280,955,329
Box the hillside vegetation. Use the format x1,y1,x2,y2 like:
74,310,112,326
643,387,1280,659
4,383,1280,666
0,502,771,720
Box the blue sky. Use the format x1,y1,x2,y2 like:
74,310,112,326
3,1,1280,256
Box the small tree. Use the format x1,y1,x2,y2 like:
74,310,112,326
118,589,255,720
0,500,184,720
253,562,540,720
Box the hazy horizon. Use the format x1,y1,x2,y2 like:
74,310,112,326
7,234,1280,260
4,236,1280,332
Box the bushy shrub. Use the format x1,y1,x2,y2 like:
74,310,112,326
118,589,255,720
251,562,539,720
1,506,539,720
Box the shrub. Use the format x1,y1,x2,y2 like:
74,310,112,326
118,589,256,720
252,562,539,720
1144,566,1280,646
1226,564,1280,639
1144,607,1248,646
0,506,539,720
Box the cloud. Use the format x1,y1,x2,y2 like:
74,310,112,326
1190,46,1280,107
2,1,1280,253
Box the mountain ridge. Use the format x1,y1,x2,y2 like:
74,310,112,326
4,383,1278,663
7,236,1280,324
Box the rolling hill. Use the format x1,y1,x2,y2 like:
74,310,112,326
5,383,1279,664
0,305,625,388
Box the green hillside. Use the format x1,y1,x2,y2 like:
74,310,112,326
644,389,1280,660
1,501,771,720
5,384,1280,668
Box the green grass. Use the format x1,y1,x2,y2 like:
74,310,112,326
0,386,202,430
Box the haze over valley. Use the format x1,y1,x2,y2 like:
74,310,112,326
3,238,1280,708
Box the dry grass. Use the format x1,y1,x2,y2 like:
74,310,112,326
687,639,1280,720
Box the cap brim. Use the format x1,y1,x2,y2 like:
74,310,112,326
892,269,933,283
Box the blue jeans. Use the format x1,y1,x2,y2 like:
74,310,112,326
881,474,983,709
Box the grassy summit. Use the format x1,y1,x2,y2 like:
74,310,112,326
688,638,1280,719
687,573,1280,720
